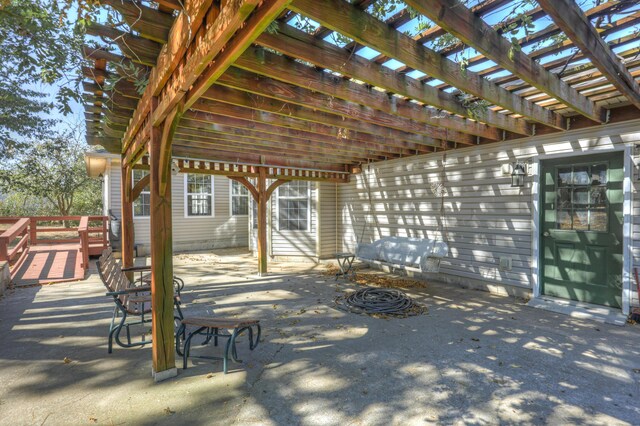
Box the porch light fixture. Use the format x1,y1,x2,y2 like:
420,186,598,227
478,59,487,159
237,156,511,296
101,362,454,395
171,161,180,175
85,155,107,178
511,162,527,187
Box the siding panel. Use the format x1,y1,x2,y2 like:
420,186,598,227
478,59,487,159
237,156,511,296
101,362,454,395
339,120,640,306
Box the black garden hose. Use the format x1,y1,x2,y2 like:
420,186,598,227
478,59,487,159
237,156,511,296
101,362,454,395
335,287,425,317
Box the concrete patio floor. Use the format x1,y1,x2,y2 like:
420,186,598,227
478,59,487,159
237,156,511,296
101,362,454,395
0,249,639,425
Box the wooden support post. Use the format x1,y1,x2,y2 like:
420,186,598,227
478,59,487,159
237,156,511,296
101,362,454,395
257,167,268,276
149,98,178,381
229,173,289,276
121,163,135,280
29,217,37,246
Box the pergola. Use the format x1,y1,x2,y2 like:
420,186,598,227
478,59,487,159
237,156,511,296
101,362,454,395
82,0,640,379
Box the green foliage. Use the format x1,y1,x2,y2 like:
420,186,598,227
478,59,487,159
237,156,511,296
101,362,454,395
456,92,490,121
0,0,84,157
0,127,102,217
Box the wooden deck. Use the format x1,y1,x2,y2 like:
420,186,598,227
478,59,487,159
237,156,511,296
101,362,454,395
11,243,85,286
0,216,109,287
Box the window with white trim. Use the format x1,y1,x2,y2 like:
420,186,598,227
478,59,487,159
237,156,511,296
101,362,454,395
278,181,309,231
132,169,150,217
185,174,214,217
230,180,249,216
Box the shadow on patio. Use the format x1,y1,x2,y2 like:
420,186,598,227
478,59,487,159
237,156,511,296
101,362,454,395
0,249,639,425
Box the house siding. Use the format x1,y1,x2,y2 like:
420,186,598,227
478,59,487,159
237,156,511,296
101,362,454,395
318,181,338,258
107,161,248,252
338,119,640,308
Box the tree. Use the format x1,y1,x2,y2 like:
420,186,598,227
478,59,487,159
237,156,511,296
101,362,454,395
0,0,83,157
0,127,102,218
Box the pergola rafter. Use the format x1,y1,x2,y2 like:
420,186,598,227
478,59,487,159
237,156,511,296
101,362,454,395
407,0,606,123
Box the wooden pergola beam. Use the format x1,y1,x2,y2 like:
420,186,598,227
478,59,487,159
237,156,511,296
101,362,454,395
537,0,640,111
444,2,640,86
186,104,431,154
175,125,385,161
82,80,141,100
217,67,475,145
407,0,606,123
257,24,532,136
180,112,421,156
202,85,443,147
174,135,372,164
371,0,513,66
82,46,149,81
123,0,291,155
85,22,162,66
99,0,174,43
290,0,565,130
177,121,390,160
172,145,351,171
234,47,500,140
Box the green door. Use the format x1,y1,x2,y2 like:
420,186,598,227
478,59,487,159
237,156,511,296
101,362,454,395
540,152,623,307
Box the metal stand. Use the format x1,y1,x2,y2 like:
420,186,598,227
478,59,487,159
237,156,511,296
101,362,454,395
335,252,356,280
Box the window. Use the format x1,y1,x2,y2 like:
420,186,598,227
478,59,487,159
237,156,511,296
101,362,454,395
185,174,214,217
132,170,150,217
230,180,249,216
555,163,608,231
278,181,309,231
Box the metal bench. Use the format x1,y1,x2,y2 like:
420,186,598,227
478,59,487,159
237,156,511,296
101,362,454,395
96,248,183,353
356,236,448,274
176,316,261,374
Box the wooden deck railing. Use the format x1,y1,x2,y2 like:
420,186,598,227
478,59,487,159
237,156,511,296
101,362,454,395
0,215,109,275
0,218,30,273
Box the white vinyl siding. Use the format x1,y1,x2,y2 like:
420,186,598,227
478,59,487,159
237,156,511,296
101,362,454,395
107,164,248,251
339,120,640,301
318,181,338,258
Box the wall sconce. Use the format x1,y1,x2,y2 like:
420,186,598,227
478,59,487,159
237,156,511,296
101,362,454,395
98,173,104,184
171,161,180,175
511,162,527,187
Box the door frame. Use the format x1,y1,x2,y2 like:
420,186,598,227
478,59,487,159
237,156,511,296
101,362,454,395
531,145,632,314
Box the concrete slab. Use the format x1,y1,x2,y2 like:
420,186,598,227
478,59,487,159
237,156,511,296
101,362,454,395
527,296,628,326
0,249,639,425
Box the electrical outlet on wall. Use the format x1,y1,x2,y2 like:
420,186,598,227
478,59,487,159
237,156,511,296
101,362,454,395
499,257,512,271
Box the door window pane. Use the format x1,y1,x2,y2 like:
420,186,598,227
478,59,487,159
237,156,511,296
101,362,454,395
572,166,590,185
554,163,608,231
557,168,572,186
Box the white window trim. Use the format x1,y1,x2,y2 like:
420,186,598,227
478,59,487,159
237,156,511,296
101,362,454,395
132,169,150,219
276,181,311,231
229,179,249,217
184,174,215,218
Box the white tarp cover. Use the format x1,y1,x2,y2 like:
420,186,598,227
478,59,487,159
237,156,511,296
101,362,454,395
356,236,448,271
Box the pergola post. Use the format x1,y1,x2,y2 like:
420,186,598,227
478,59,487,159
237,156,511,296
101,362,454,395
257,167,268,276
148,98,182,381
228,171,289,276
120,163,134,279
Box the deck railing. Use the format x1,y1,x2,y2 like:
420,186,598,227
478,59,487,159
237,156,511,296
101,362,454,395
0,215,109,275
0,218,30,273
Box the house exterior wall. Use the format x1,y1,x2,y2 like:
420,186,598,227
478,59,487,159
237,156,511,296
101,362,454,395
249,181,321,260
338,119,640,311
318,181,338,259
106,160,249,253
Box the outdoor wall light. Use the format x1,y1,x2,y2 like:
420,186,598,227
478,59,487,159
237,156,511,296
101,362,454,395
171,161,180,175
511,162,527,187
